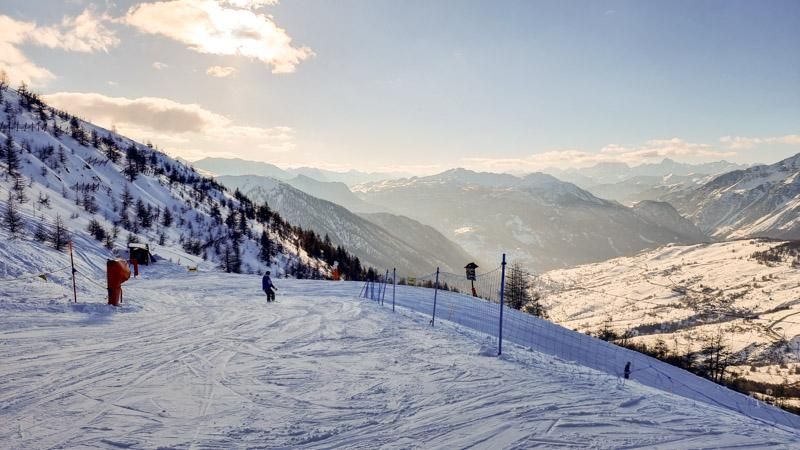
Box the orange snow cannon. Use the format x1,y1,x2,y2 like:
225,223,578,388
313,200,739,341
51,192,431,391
107,259,132,306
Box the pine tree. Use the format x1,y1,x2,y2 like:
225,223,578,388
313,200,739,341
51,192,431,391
69,116,87,145
506,262,546,317
87,218,106,241
52,214,68,251
34,219,49,242
230,238,242,273
104,233,115,250
161,207,173,227
82,190,97,214
5,133,20,178
259,229,272,262
3,192,23,236
505,263,531,310
12,174,27,204
136,199,152,229
120,184,133,211
124,145,139,181
105,139,121,163
223,245,233,273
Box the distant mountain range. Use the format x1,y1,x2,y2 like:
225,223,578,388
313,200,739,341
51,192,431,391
191,157,410,187
545,158,749,187
666,153,800,239
218,175,478,275
542,159,748,206
354,169,709,271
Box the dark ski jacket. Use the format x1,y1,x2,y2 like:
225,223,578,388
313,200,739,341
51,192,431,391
262,274,275,291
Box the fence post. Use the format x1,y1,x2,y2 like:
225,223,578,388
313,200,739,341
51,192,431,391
381,270,388,305
431,267,440,326
392,268,396,312
498,253,507,356
69,240,77,303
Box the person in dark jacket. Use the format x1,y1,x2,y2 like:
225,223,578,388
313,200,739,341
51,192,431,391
262,271,277,302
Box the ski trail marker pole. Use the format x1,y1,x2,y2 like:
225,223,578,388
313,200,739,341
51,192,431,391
69,240,77,303
431,267,440,326
498,253,507,356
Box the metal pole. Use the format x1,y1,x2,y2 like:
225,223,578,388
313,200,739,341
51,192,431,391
431,267,440,326
69,240,77,303
392,268,396,312
381,270,388,305
498,253,507,356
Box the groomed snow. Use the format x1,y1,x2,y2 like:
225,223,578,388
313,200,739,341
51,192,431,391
2,265,800,448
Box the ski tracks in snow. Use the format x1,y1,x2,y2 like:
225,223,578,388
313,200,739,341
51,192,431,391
1,274,799,448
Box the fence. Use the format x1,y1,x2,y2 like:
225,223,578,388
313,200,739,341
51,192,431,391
359,254,800,432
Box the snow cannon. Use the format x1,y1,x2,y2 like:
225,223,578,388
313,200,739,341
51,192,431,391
107,259,132,306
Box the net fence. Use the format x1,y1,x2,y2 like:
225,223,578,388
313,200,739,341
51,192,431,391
358,258,800,432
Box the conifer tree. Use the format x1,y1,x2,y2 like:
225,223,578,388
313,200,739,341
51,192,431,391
52,214,68,251
3,192,23,236
5,133,20,178
34,219,49,242
161,207,173,227
259,229,272,262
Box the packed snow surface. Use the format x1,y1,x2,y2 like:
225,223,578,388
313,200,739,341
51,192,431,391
2,265,800,448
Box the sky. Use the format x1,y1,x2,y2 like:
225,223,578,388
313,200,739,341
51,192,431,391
0,0,798,175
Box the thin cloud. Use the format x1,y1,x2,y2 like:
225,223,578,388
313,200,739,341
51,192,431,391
152,61,169,70
206,65,237,78
0,9,119,86
461,138,738,173
124,0,313,74
41,91,296,160
222,0,279,8
721,135,800,149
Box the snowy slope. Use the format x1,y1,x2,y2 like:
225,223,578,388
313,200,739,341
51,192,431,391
0,87,333,278
542,239,800,390
2,265,799,448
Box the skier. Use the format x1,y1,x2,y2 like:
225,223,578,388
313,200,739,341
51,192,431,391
262,270,277,302
624,361,631,379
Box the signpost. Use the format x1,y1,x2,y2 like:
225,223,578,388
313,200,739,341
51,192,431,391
465,262,478,296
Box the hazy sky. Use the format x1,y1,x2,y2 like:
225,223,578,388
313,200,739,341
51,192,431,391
1,0,798,174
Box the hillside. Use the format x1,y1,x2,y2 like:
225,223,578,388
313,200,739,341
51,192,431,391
541,239,800,403
217,175,476,275
355,169,709,271
283,174,384,213
0,86,367,280
667,153,800,239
